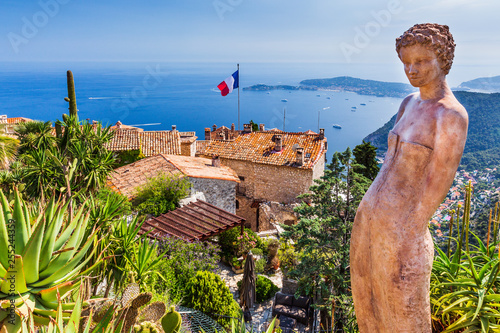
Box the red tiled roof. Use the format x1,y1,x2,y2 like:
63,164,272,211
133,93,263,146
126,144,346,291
163,154,239,182
140,131,181,156
106,129,141,151
107,154,239,199
199,132,327,169
107,154,179,199
7,117,33,124
141,200,245,241
105,130,181,156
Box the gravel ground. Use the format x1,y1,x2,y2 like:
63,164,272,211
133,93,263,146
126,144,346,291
217,261,283,331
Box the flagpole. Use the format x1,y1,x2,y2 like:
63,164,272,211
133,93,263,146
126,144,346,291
237,63,240,130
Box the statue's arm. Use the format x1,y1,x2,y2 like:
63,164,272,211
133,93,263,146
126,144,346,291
421,106,468,212
395,94,416,125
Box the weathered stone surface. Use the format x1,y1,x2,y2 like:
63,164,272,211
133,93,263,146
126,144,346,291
188,177,236,213
350,23,468,332
258,201,298,232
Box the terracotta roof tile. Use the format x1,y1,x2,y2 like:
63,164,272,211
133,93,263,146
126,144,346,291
105,130,181,156
108,154,239,199
140,131,181,156
6,117,33,124
105,129,141,151
200,132,327,169
162,154,239,182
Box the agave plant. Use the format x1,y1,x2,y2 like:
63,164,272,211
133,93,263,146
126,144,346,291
431,181,500,332
0,189,99,331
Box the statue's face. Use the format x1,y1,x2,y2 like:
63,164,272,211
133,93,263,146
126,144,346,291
399,44,444,88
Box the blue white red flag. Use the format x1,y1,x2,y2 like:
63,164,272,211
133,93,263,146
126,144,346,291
217,70,239,96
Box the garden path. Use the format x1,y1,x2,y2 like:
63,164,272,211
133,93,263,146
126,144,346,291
217,261,283,332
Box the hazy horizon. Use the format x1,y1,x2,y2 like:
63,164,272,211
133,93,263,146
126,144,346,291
1,1,499,67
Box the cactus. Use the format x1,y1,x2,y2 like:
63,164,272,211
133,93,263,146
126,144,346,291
134,321,161,333
66,70,78,117
55,120,63,138
161,306,182,333
85,283,167,333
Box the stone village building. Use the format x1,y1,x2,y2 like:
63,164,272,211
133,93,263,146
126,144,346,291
107,153,239,213
198,124,328,231
105,122,197,158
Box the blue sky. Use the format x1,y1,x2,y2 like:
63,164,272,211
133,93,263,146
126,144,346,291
1,0,499,68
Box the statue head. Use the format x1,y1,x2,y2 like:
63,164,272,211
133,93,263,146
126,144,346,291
396,23,455,75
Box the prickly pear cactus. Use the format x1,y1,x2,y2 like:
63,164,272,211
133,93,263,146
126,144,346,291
134,321,161,333
161,306,182,333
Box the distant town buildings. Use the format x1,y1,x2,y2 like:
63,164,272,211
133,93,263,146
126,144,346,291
430,168,499,239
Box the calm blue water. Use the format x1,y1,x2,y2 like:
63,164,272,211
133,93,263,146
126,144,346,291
0,62,403,160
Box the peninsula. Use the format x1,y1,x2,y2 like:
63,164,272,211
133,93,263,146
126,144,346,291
244,76,417,98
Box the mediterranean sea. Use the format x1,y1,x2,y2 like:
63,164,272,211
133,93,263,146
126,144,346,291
0,61,486,160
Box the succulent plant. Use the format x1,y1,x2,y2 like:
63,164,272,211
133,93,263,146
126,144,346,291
66,70,78,117
0,189,98,330
161,305,182,333
84,283,167,333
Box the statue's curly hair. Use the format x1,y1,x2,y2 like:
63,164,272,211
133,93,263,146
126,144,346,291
396,23,455,75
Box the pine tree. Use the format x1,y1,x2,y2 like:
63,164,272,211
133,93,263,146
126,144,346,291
353,140,380,181
282,146,373,332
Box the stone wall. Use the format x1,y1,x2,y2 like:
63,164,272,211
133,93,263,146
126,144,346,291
221,159,316,203
218,158,324,231
236,195,257,230
188,177,236,213
258,201,299,232
181,140,196,157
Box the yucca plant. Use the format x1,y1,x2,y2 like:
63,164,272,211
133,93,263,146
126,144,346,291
0,189,100,331
431,181,500,332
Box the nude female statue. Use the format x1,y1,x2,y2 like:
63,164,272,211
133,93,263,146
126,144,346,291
350,23,468,332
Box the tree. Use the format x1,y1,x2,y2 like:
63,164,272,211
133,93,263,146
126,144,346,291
0,135,19,169
353,140,380,181
14,120,55,154
282,146,373,332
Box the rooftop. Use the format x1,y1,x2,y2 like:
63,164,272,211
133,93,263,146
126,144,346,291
199,131,327,169
108,154,239,199
141,200,245,242
105,129,181,156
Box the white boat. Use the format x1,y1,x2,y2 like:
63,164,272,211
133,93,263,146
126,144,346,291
332,124,342,129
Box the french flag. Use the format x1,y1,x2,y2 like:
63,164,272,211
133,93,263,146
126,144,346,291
217,70,239,96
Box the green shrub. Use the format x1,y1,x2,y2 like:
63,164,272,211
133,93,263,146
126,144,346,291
133,171,191,216
250,247,263,256
183,271,241,327
255,258,266,274
256,275,280,303
278,240,299,278
219,227,262,256
157,236,220,303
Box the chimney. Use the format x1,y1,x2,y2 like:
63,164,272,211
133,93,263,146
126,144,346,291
231,123,235,131
212,124,217,131
212,155,221,167
259,123,265,132
296,147,304,166
172,125,177,131
243,124,252,133
116,121,122,129
319,128,325,140
275,134,283,151
205,128,211,141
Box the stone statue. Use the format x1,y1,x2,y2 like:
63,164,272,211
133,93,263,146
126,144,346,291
350,23,468,332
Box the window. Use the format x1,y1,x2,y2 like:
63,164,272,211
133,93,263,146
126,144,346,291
239,176,245,181
236,200,240,209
